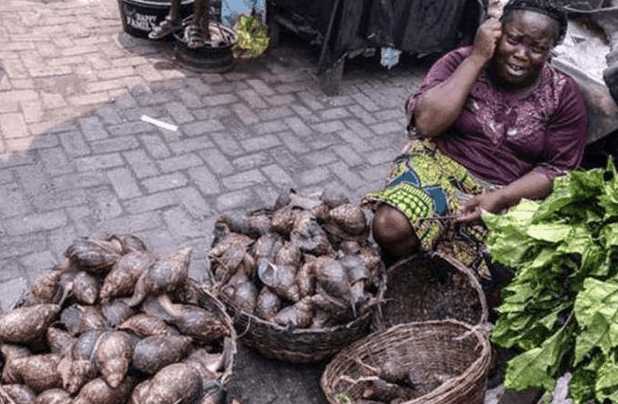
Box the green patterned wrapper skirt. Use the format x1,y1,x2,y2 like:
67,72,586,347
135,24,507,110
362,140,495,278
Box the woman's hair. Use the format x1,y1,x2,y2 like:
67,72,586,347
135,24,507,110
502,0,568,45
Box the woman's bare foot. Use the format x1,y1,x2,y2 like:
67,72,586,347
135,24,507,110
149,17,182,40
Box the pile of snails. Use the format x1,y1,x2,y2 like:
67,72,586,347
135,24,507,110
0,234,231,404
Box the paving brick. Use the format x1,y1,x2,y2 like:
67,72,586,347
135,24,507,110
261,164,295,188
360,163,390,182
164,206,203,239
297,91,325,111
0,277,29,312
222,169,267,190
140,134,171,158
98,211,163,234
87,186,123,220
266,95,296,107
333,145,364,167
75,153,124,171
312,121,345,134
303,149,339,166
107,167,142,199
97,67,135,80
68,93,110,106
6,134,58,152
348,105,378,125
0,183,31,218
158,153,203,173
374,109,403,122
142,172,188,193
91,136,140,154
232,103,260,126
182,166,220,195
367,148,397,165
0,261,24,283
209,132,244,157
124,149,159,178
257,106,294,122
247,79,275,96
21,100,44,124
20,251,57,279
329,161,366,189
124,191,178,214
198,148,234,176
371,121,404,135
59,130,90,157
319,108,351,121
0,151,37,169
51,171,108,191
95,105,122,125
297,166,331,186
237,89,268,109
108,121,152,136
338,129,371,153
166,101,194,124
5,90,39,103
5,211,68,235
351,93,380,112
344,119,374,139
0,113,29,138
232,152,272,171
216,189,258,211
242,134,282,152
174,186,213,218
182,120,225,136
202,94,238,107
252,122,287,137
284,117,313,138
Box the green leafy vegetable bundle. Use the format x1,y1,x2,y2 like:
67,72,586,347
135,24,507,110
484,161,618,403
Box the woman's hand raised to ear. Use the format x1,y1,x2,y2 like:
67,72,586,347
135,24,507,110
470,18,503,66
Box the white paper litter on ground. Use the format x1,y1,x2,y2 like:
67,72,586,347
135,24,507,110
140,115,178,132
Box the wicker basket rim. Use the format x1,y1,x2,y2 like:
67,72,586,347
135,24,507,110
219,290,375,335
320,319,492,404
193,282,238,385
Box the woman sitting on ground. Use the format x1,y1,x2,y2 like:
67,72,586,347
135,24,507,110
364,0,587,277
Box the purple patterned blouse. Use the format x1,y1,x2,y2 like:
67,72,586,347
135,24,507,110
406,47,588,186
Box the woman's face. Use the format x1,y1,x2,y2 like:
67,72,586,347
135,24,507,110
492,10,559,88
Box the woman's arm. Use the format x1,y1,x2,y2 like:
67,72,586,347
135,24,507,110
457,171,552,223
414,18,502,138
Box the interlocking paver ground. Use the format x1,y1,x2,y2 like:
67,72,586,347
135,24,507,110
0,0,426,401
0,0,424,286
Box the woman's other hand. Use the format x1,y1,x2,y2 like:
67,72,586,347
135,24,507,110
456,191,506,223
470,18,503,66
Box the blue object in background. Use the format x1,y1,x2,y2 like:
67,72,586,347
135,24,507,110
221,0,266,27
381,47,402,69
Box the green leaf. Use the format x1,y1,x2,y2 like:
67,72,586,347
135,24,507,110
527,224,572,243
557,225,593,257
595,358,618,402
570,364,597,403
602,223,618,249
574,278,618,364
483,200,540,268
504,323,572,391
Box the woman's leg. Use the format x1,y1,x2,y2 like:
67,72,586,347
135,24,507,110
372,204,420,258
148,0,183,39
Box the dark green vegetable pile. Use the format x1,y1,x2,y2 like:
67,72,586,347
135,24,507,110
484,161,618,403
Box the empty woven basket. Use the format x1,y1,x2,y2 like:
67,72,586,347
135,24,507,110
321,320,491,404
374,252,488,331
